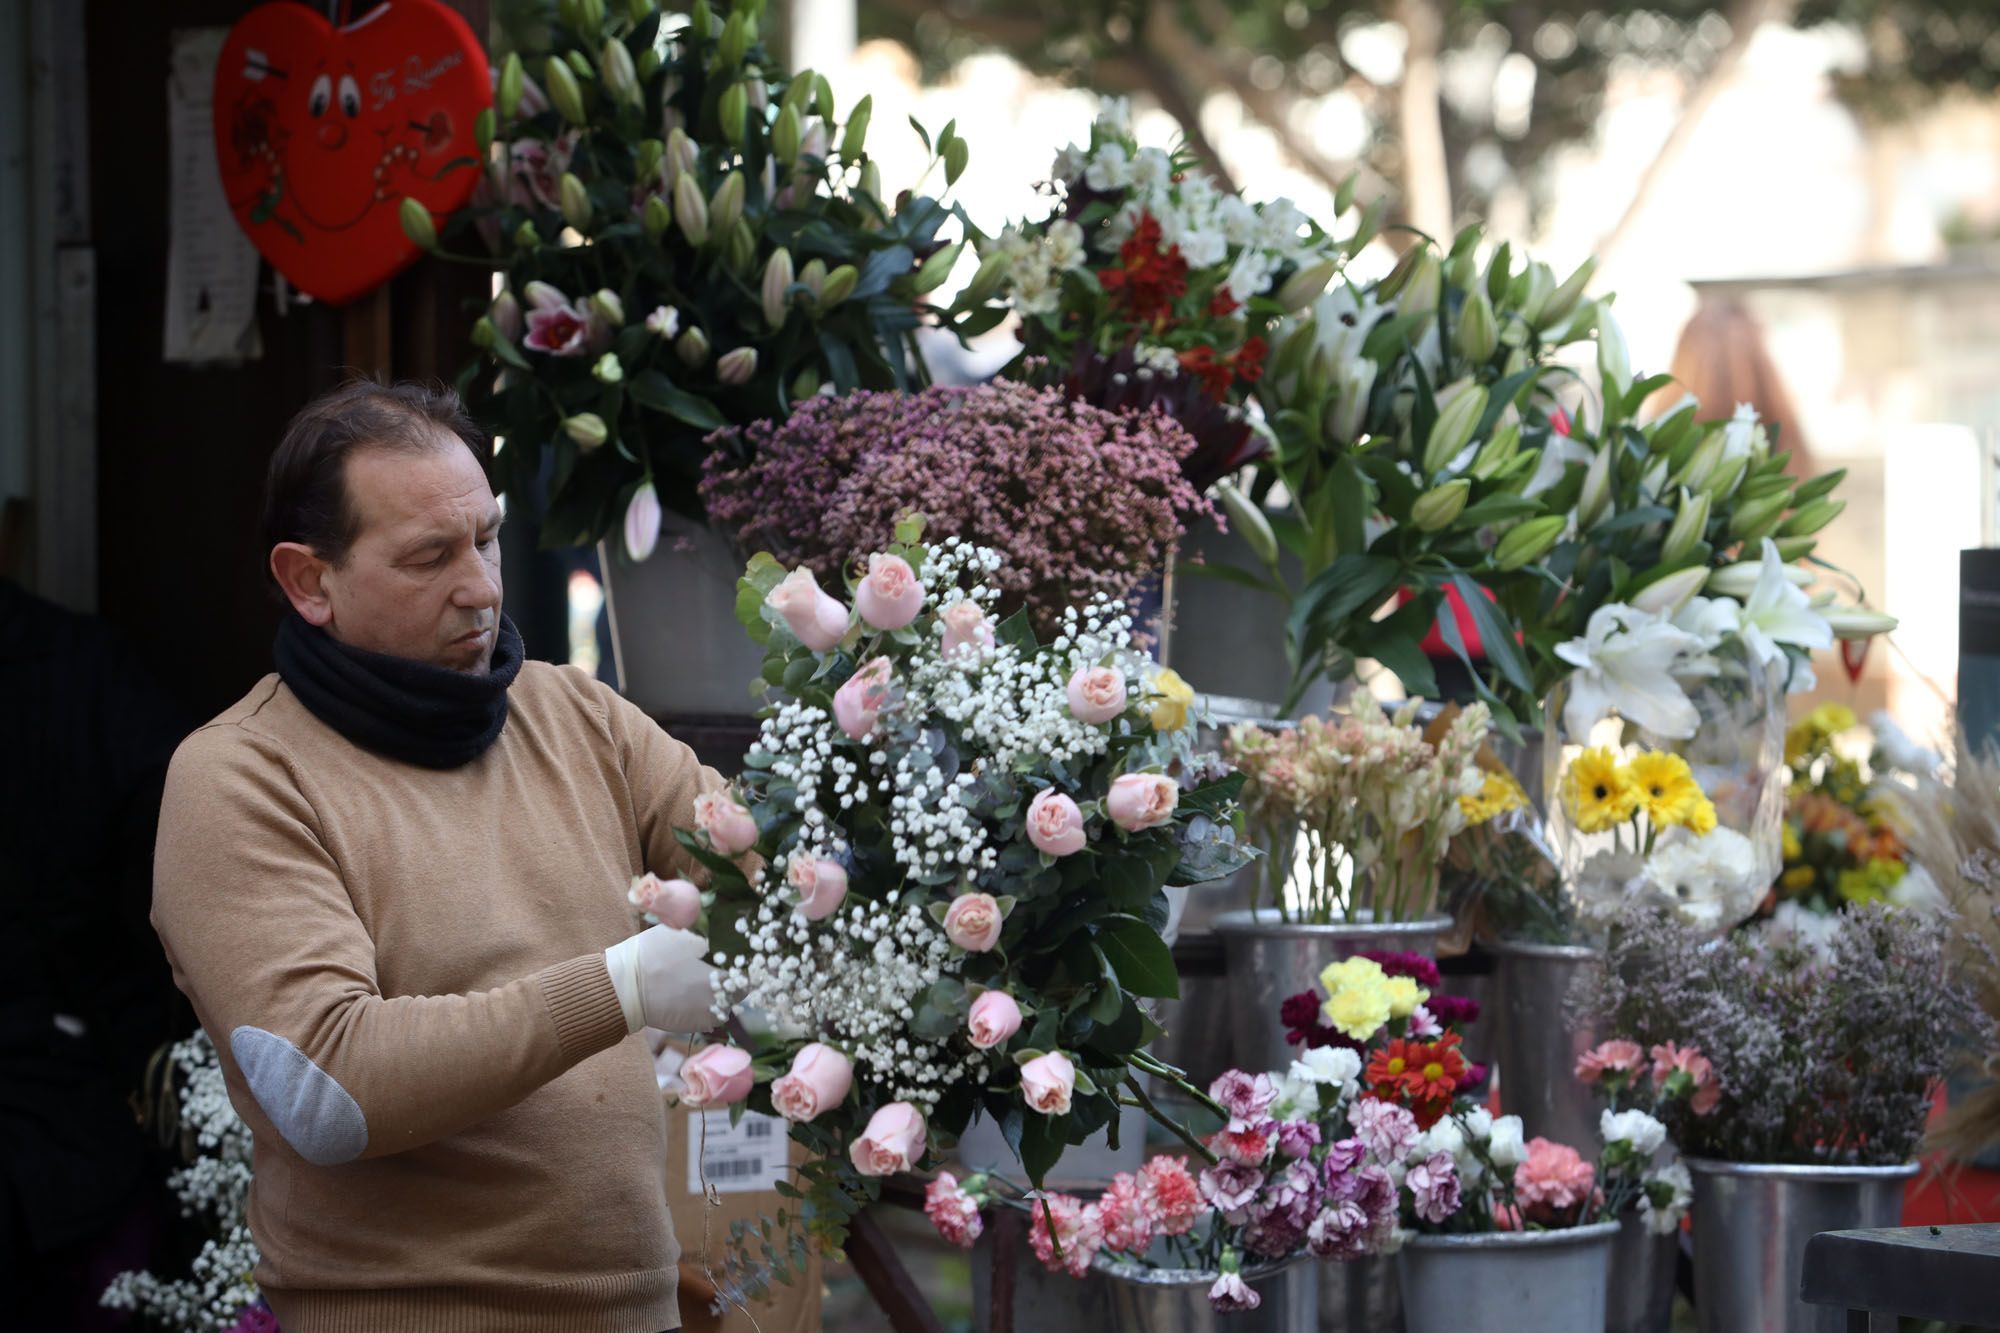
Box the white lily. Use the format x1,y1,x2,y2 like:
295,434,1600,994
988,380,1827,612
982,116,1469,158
1555,603,1707,740
1738,539,1832,675
1720,402,1762,463
1707,558,1811,600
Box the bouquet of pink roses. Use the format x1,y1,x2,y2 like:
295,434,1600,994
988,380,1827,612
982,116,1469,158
647,517,1252,1284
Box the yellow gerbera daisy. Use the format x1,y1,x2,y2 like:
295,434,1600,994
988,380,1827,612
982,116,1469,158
1562,747,1639,834
1686,797,1717,835
1626,751,1704,829
1459,769,1528,824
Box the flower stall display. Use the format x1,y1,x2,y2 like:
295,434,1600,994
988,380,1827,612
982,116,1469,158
644,521,1252,1282
698,381,1212,639
446,0,990,548
1574,903,1987,1332
101,1031,273,1332
983,98,1346,496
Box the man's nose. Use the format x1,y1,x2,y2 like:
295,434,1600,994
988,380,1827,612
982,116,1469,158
452,550,501,611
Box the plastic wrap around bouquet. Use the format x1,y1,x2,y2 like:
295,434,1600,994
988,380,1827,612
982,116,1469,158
643,516,1253,1280
1541,540,1804,934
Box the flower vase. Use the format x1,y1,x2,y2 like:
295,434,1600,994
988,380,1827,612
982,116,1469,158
1160,525,1337,717
1543,638,1785,933
970,1236,1316,1333
1685,1158,1916,1333
1488,939,1603,1157
598,519,768,717
1397,1221,1620,1333
1606,1210,1680,1333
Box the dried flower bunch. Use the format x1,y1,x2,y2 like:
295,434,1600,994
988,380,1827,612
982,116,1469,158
700,382,1212,637
1574,903,1983,1164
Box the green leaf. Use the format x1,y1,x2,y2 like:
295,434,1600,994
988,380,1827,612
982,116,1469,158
1095,914,1179,999
627,370,727,431
1448,573,1532,694
1286,553,1400,661
1456,493,1544,528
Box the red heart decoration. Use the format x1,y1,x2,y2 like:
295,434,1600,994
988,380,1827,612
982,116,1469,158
213,1,490,306
1839,637,1870,684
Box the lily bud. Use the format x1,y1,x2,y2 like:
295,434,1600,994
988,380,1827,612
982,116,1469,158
858,161,883,204
593,352,624,384
1792,467,1848,505
1659,490,1711,565
1677,430,1725,492
474,107,496,156
1402,250,1442,316
1698,455,1748,502
1779,498,1845,537
798,258,827,301
1423,380,1487,475
813,72,835,120
1215,480,1278,568
471,316,497,350
726,219,756,275
779,68,811,119
1325,358,1376,443
708,171,745,234
717,13,749,69
497,52,525,120
716,347,758,385
1333,172,1358,216
841,95,873,160
773,105,802,166
1412,479,1471,532
1708,559,1812,600
1275,259,1338,312
513,220,543,250
602,38,640,106
913,241,964,295
817,263,858,309
1517,262,1556,325
588,289,624,327
490,291,522,343
1493,515,1567,571
1630,566,1711,618
962,251,1008,306
1596,302,1632,399
1376,245,1427,302
643,194,671,240
676,326,711,367
544,56,587,126
1537,257,1596,330
1454,288,1498,363
563,413,609,451
718,82,748,149
1577,446,1613,528
1775,536,1817,563
1468,422,1522,481
560,172,592,231
789,366,820,400
665,127,696,190
1728,489,1795,541
1824,607,1898,640
1484,242,1514,304
690,0,712,37
576,0,605,36
398,197,436,250
674,173,709,246
761,247,795,328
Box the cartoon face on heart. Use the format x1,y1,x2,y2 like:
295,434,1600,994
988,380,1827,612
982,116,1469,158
213,0,490,305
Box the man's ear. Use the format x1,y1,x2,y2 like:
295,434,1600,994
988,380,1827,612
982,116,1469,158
271,543,334,626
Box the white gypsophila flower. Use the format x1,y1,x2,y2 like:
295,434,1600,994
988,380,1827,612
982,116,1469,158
1486,1114,1527,1169
1556,603,1708,742
1600,1107,1668,1156
1133,343,1182,376
1290,1044,1362,1090
1639,1162,1694,1235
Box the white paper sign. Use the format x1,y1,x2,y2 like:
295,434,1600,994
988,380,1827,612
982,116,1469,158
686,1108,787,1196
164,28,262,365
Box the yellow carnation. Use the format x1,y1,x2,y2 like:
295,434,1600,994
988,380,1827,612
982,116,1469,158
1323,978,1394,1041
1382,975,1430,1019
1146,668,1195,733
1562,747,1639,834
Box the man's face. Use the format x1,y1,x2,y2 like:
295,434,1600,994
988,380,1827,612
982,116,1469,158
319,439,504,673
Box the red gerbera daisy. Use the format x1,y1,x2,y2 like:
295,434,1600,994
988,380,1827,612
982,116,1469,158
1404,1032,1468,1104
1365,1038,1421,1098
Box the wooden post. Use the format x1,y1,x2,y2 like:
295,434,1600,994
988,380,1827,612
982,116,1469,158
342,286,394,379
843,1208,946,1333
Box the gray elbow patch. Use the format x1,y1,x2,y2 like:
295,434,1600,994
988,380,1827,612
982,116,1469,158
229,1026,369,1166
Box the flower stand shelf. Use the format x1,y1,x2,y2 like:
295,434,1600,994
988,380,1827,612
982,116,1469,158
1801,1224,2000,1330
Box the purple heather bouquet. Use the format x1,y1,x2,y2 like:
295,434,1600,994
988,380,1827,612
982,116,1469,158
699,381,1213,636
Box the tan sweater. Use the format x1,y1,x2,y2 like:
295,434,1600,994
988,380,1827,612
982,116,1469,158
152,662,730,1333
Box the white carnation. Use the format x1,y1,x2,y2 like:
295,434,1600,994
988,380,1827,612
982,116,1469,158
1600,1107,1668,1156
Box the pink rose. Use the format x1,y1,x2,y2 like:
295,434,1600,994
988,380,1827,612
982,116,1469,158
692,791,759,856
833,656,894,740
770,1042,853,1122
680,1044,755,1107
628,872,701,930
943,892,1003,952
1575,1038,1646,1085
1019,1050,1076,1115
1066,666,1128,724
848,1101,927,1177
1106,773,1178,831
854,553,924,630
765,567,850,651
787,855,849,921
966,990,1023,1050
939,598,994,661
1025,788,1087,857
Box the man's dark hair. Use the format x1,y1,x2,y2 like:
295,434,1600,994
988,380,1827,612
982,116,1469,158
260,379,492,589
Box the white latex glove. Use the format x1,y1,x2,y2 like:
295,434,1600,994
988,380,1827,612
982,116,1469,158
604,924,718,1034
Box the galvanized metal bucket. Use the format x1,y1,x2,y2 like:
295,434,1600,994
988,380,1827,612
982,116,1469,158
1607,1210,1679,1333
1398,1220,1620,1333
1686,1157,1917,1333
1092,1254,1318,1333
598,523,767,716
1488,938,1603,1155
1211,909,1454,1077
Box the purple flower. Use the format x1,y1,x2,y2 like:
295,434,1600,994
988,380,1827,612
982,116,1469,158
1198,1159,1266,1225
1276,1117,1322,1160
1407,1150,1463,1224
1208,1269,1262,1314
1253,1159,1320,1222
1305,1198,1373,1260
231,1304,279,1333
1425,992,1482,1027
1209,1070,1278,1121
1351,1098,1420,1163
1407,1004,1442,1038
1321,1135,1367,1185
1358,949,1440,988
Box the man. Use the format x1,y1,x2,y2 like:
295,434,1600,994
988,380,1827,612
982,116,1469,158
152,381,722,1332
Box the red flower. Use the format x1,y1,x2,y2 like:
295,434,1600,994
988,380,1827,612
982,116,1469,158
1176,336,1269,401
1209,286,1241,317
1364,1034,1467,1109
1098,213,1189,324
1549,407,1572,436
1365,1038,1420,1098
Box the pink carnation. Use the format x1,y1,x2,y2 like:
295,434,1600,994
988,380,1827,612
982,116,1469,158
1095,1171,1155,1254
1028,1193,1102,1278
1209,1070,1278,1121
1138,1154,1203,1237
923,1172,984,1249
1198,1159,1265,1226
1350,1097,1420,1163
1208,1270,1261,1314
1407,1150,1462,1224
1211,1120,1276,1166
1515,1137,1596,1225
1575,1038,1646,1085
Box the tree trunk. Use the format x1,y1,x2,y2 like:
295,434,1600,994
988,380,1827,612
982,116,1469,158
1395,0,1453,242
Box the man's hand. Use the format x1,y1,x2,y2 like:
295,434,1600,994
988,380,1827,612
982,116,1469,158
603,925,718,1034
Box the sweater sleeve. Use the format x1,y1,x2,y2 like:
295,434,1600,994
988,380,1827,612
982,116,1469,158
591,678,740,881
150,729,631,1166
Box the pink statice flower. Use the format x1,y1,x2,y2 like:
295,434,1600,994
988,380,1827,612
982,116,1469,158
1575,1038,1646,1085
1095,1171,1154,1255
923,1172,985,1249
1198,1159,1265,1225
1028,1193,1103,1277
1406,1150,1462,1224
1139,1154,1203,1236
1351,1097,1420,1163
1515,1137,1596,1226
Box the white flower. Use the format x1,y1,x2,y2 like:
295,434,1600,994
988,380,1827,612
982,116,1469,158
1487,1114,1527,1168
1272,1072,1322,1119
1643,827,1763,930
1413,1117,1466,1165
1084,142,1132,192
1128,146,1173,196
1763,899,1841,957
1639,1162,1694,1235
1576,847,1647,923
1522,434,1595,500
1223,248,1279,302
1043,218,1088,272
1599,1107,1667,1156
1556,604,1707,741
1257,198,1310,255
1738,540,1832,679
1096,95,1133,135
1671,595,1742,654
1051,143,1088,183
1460,1105,1494,1139
1890,862,1947,914
1290,1044,1363,1090
1720,402,1763,463
1871,711,1940,776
